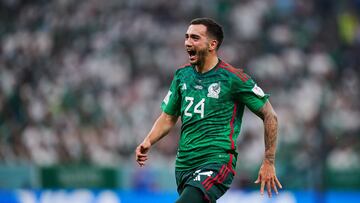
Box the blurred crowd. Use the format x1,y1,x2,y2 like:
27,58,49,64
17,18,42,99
0,0,359,189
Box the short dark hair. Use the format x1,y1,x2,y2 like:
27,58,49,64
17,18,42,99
190,17,224,50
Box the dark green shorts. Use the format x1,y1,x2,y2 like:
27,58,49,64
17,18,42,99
175,163,235,203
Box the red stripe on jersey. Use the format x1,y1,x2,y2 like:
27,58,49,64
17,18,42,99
215,61,226,71
228,154,236,175
179,63,191,69
225,104,237,175
229,103,237,150
220,66,249,82
219,61,228,68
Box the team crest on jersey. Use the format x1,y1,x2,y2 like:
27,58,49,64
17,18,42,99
207,82,221,99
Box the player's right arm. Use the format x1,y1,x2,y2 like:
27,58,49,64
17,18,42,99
135,112,178,167
136,69,182,167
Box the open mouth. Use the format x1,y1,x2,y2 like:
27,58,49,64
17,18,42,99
187,50,196,56
187,49,197,60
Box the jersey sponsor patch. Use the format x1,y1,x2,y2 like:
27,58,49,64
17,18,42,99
252,84,265,98
207,82,221,99
163,91,172,105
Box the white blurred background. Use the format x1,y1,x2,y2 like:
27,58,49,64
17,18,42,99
0,0,359,202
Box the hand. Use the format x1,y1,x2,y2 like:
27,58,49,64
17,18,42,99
135,140,151,167
254,160,282,197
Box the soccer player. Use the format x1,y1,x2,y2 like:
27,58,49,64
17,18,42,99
135,17,282,203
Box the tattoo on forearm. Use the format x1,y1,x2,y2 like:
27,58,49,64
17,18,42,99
264,111,278,164
265,154,275,164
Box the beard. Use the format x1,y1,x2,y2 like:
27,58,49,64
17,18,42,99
190,46,209,67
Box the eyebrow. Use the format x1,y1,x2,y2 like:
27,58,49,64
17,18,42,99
185,33,201,38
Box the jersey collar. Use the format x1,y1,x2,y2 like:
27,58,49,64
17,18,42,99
193,58,221,77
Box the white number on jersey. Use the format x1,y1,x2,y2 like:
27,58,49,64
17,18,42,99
184,97,205,118
184,97,194,117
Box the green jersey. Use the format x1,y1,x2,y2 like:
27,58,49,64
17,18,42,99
161,60,269,172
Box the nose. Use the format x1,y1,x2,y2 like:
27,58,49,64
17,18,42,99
185,37,192,47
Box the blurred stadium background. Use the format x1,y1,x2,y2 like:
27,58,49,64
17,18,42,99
0,0,359,202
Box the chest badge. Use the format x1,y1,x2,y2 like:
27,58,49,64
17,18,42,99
207,82,221,99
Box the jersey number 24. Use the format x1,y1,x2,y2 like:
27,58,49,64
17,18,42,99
184,97,205,118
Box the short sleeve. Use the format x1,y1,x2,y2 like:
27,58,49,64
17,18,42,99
232,75,269,112
161,72,181,116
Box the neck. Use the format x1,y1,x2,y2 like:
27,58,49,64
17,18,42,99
196,54,219,73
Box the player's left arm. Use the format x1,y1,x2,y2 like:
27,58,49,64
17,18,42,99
254,100,282,197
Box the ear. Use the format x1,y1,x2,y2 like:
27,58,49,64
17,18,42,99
209,39,218,51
